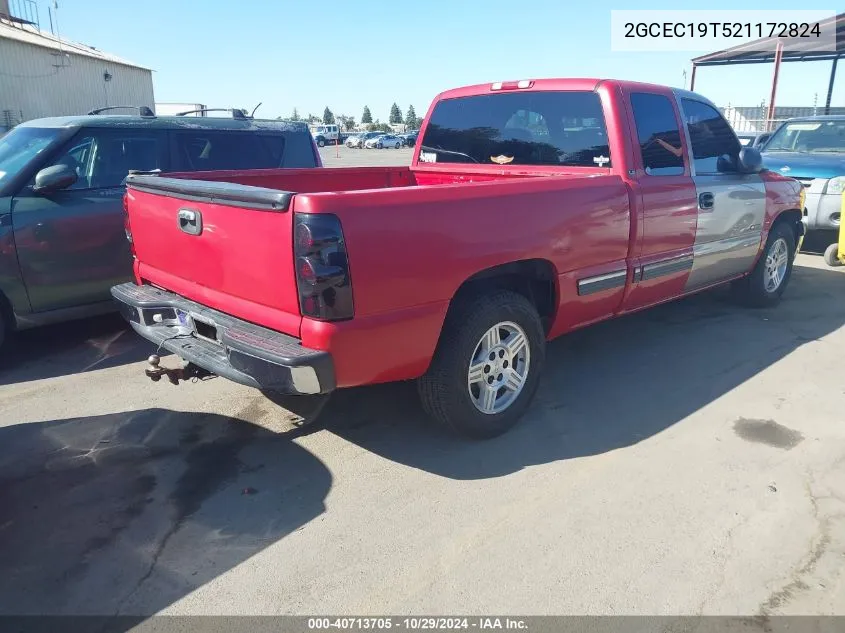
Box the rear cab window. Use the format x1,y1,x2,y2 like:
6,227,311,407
419,91,611,167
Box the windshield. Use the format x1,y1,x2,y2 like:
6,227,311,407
764,120,845,153
0,127,63,184
419,91,611,167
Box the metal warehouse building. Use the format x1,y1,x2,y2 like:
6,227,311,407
0,1,153,128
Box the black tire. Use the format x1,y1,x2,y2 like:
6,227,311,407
732,221,796,307
417,290,545,439
395,142,401,149
317,138,325,148
823,242,842,267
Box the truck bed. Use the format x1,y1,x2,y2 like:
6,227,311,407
125,164,630,386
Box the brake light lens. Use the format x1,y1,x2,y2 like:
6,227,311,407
293,213,353,320
491,79,534,91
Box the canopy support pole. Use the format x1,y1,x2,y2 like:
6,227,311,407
766,41,784,131
825,56,839,115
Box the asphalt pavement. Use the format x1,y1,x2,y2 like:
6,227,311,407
0,149,843,619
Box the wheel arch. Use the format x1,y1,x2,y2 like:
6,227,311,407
771,208,804,250
447,259,559,335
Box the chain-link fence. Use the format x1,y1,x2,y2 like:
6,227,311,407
720,105,845,133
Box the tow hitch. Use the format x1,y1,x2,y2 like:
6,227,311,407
145,354,212,385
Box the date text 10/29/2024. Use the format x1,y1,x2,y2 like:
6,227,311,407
308,618,528,630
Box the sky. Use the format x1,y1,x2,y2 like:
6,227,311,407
50,0,843,122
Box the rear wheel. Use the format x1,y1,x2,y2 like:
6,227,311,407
823,242,842,267
418,290,545,439
377,142,383,149
395,141,401,149
732,221,796,307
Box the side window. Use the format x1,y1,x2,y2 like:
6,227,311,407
173,131,287,171
281,131,318,168
48,129,164,190
681,99,741,175
630,92,685,176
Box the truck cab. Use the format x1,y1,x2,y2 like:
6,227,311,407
311,125,340,147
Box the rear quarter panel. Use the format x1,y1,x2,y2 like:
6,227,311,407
295,176,631,385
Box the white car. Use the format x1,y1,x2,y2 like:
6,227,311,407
365,134,403,149
346,131,381,148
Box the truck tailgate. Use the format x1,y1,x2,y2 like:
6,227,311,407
126,176,302,336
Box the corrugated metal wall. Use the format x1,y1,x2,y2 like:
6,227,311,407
0,37,154,125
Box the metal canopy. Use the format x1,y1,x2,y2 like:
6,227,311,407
690,13,843,121
691,13,844,66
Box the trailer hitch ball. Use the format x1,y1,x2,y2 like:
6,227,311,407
146,354,164,382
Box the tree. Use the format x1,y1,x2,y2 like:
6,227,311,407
389,102,402,124
340,116,356,131
361,105,373,124
405,104,417,129
322,107,335,124
291,107,300,121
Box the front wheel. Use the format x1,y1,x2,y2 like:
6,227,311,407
823,242,842,267
395,142,401,149
732,222,796,307
377,143,383,149
317,138,325,148
418,290,545,439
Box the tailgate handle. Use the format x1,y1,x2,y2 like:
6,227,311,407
177,208,203,236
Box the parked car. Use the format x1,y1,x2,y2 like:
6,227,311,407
758,115,845,234
365,134,402,149
113,78,803,439
345,133,363,148
311,124,340,147
0,112,321,348
346,131,382,148
400,130,418,146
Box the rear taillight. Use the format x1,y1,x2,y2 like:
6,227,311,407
294,213,353,320
123,192,136,256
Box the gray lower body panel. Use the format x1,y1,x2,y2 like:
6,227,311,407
685,234,761,291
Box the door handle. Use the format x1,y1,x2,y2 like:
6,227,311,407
698,192,715,210
177,208,203,236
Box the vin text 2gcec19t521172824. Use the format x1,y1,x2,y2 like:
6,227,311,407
112,78,804,438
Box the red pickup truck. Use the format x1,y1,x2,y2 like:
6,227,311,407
112,78,803,438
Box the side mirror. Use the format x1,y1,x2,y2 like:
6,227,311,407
738,147,763,174
752,133,771,148
32,164,77,194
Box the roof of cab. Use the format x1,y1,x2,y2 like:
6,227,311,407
18,115,310,133
434,78,701,101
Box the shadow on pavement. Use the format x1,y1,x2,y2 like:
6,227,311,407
305,262,845,479
0,314,154,386
0,405,331,618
